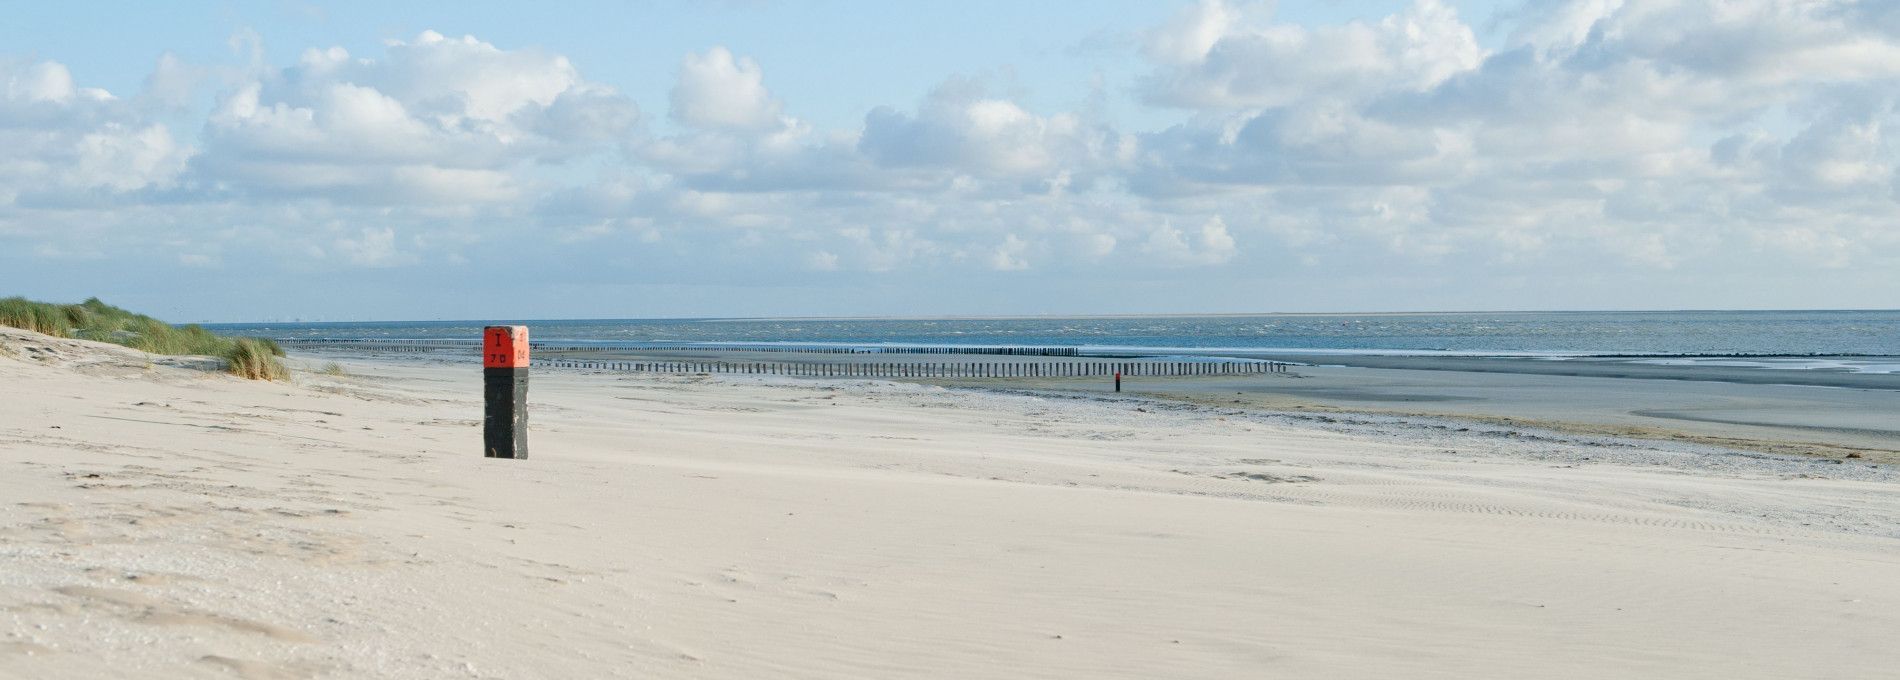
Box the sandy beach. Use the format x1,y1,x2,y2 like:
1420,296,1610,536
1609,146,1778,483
4,327,1900,678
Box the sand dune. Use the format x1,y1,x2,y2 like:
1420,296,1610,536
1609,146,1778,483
2,327,1898,678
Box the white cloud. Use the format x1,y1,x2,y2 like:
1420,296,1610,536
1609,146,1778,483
0,58,190,203
1774,104,1893,195
1142,0,1237,65
1141,217,1238,266
334,226,409,267
858,77,1127,181
671,47,785,133
1140,0,1484,109
3,5,1899,315
191,31,636,204
988,234,1030,271
369,31,579,125
1504,0,1625,50
7,60,78,103
837,227,942,273
69,123,190,192
1126,0,1900,277
645,72,1128,197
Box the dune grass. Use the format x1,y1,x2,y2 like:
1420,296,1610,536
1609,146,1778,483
0,297,289,380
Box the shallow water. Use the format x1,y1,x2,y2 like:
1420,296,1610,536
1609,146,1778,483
210,310,1900,361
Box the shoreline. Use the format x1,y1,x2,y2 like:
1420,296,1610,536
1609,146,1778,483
312,345,1900,464
907,367,1900,464
1237,352,1900,389
530,346,1900,390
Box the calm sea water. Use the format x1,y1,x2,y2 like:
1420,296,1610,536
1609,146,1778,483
209,310,1900,358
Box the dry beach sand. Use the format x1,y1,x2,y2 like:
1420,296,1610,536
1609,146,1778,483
3,326,1900,678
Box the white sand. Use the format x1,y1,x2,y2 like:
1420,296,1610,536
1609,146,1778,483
3,327,1899,679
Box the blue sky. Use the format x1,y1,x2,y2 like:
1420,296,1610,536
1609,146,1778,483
2,1,1896,321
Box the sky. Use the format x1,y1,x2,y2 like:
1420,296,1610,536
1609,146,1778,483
2,0,1897,322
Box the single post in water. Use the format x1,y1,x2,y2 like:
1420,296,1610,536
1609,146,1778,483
1114,371,1122,393
483,325,530,459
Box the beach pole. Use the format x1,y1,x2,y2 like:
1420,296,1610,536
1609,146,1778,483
482,326,530,460
1114,371,1121,392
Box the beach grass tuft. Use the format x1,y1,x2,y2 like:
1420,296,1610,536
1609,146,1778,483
228,337,291,381
0,296,290,380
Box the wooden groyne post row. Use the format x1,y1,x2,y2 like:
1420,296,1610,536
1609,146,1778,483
483,326,530,459
280,338,1298,378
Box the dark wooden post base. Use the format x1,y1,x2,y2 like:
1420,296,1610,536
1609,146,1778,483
484,367,528,459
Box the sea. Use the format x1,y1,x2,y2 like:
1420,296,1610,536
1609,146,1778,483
208,310,1900,374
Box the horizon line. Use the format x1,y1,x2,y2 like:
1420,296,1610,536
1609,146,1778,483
196,307,1900,326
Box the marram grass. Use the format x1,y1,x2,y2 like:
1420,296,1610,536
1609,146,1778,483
0,297,289,380
227,337,291,381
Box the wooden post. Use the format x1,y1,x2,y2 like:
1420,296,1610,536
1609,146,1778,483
483,326,529,459
1114,371,1121,392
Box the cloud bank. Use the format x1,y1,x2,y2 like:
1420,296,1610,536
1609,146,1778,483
2,0,1896,318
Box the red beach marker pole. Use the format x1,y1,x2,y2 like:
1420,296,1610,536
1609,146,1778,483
1114,371,1121,393
484,326,530,459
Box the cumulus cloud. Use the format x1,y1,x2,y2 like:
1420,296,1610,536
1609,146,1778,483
0,58,191,204
670,47,785,133
1140,0,1484,109
859,77,1125,181
190,31,637,204
1125,0,1900,274
646,71,1129,197
6,60,83,103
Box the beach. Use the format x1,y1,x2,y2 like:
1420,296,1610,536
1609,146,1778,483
1005,358,1900,462
4,327,1900,678
520,344,1900,461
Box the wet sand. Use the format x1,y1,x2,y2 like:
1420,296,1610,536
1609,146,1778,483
355,345,1900,461
963,365,1900,462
